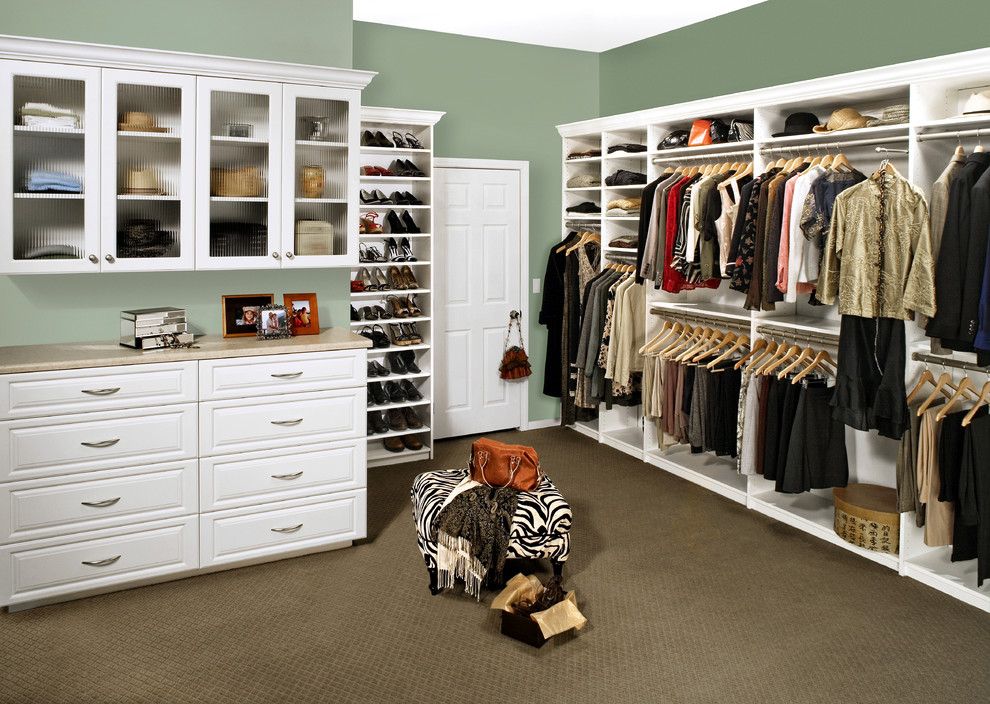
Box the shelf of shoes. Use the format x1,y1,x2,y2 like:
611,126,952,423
359,107,443,467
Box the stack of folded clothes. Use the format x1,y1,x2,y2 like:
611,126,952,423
605,169,647,186
605,197,641,217
566,173,601,188
606,143,646,153
20,102,79,129
25,169,82,193
566,149,602,160
608,235,638,249
565,201,601,215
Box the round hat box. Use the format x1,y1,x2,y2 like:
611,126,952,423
833,483,899,555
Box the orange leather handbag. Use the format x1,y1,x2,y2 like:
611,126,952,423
688,119,713,147
469,438,543,491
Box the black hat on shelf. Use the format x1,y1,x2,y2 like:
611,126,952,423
772,112,819,137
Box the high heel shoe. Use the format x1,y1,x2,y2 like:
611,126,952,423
366,244,386,262
405,132,424,149
350,305,360,321
370,324,390,348
386,210,407,234
370,359,390,377
363,212,383,234
389,323,412,346
387,351,408,374
358,243,370,262
385,381,407,403
389,191,411,205
399,237,417,261
373,267,390,291
401,265,419,289
403,322,423,345
357,266,375,292
374,130,393,147
388,159,412,177
389,265,406,291
401,350,421,373
373,189,393,204
360,130,378,147
360,189,379,205
360,306,377,321
403,159,425,177
386,295,409,318
403,191,423,205
405,294,422,317
385,237,401,261
391,131,407,148
401,211,421,234
374,304,392,320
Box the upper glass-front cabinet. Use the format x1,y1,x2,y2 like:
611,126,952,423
0,60,100,273
101,69,196,271
281,84,358,266
196,77,282,270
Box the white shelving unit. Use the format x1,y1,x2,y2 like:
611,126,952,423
557,46,990,612
356,106,444,467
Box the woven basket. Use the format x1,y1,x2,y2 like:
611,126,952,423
833,483,899,555
210,167,262,197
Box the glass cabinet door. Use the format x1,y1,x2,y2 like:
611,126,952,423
101,69,196,271
280,84,358,266
196,77,282,269
0,60,100,274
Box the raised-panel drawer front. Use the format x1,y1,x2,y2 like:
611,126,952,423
1,362,197,420
1,461,198,544
199,351,363,400
1,404,197,482
200,490,366,567
199,390,362,456
1,516,198,606
200,440,366,511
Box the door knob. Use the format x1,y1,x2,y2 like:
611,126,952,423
272,252,281,259
105,254,115,263
285,251,294,259
88,254,98,263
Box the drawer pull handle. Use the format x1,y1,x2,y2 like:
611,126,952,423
81,387,121,396
81,439,121,448
81,497,121,508
272,471,304,480
82,555,122,567
271,372,303,379
271,523,304,533
271,418,303,426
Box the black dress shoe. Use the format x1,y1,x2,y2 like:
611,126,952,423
403,191,423,205
390,191,411,205
367,361,379,378
400,379,423,401
368,382,388,405
403,159,425,177
385,380,407,403
386,407,407,431
368,411,388,434
387,351,408,374
350,305,359,321
370,359,390,376
400,350,421,373
374,130,394,147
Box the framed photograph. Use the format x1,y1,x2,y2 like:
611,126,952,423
222,294,274,338
258,304,292,340
283,293,319,336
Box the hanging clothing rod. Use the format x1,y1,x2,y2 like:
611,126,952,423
915,127,989,142
651,149,753,164
650,308,751,334
911,351,990,374
564,221,601,233
875,146,909,154
759,135,910,154
755,324,839,347
604,251,637,262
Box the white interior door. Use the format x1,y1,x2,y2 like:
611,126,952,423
434,163,525,439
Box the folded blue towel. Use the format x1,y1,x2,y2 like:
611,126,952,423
26,169,82,193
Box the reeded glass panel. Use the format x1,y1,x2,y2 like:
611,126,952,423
12,75,86,260
293,96,348,256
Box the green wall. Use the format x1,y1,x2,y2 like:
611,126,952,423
599,0,990,114
353,22,600,423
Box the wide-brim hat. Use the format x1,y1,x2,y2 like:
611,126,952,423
813,108,874,133
118,111,169,133
866,104,909,127
772,112,819,137
123,168,163,195
962,90,990,115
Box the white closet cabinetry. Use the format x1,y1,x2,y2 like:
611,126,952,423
0,60,101,273
557,47,990,612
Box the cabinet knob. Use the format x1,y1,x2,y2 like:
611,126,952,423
272,251,281,260
105,254,115,263
88,254,99,263
285,251,294,259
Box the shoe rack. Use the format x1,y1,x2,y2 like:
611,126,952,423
354,106,444,467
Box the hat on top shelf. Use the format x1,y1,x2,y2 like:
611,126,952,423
813,108,875,133
866,104,909,127
118,111,169,133
961,90,990,115
122,168,164,195
772,112,819,137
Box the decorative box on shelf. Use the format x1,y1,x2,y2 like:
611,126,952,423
120,306,190,349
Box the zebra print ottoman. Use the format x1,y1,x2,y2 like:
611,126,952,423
411,468,572,595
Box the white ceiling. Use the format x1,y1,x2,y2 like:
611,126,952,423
352,0,767,53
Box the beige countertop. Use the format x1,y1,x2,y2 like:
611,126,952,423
0,328,372,375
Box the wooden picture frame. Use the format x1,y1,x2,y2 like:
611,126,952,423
221,294,274,337
257,304,292,340
283,293,319,336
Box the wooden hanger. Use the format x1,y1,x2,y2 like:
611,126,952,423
975,143,986,153
874,159,901,178
917,372,959,415
831,153,854,173
791,349,837,383
735,338,769,370
954,145,966,157
936,376,976,421
907,367,937,403
754,342,790,375
758,344,800,376
820,153,834,168
708,334,750,370
554,232,581,253
962,380,990,426
689,331,735,365
744,340,778,374
640,320,675,354
776,346,814,379
676,328,719,363
665,325,706,358
650,323,691,355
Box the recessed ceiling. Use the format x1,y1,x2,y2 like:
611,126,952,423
353,0,767,53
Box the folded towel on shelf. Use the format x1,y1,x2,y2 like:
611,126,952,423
20,102,79,128
25,169,82,193
607,208,640,217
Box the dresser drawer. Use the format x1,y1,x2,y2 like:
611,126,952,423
200,490,366,567
1,404,197,482
200,440,365,512
199,390,362,457
198,351,364,400
0,516,198,606
1,461,198,544
1,362,197,420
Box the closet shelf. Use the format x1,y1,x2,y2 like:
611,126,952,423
366,397,431,411
295,139,347,148
368,424,433,441
650,301,752,324
368,370,430,382
14,193,85,199
359,232,431,239
604,185,646,192
367,342,430,355
901,548,990,611
367,443,432,465
648,140,754,160
360,146,431,154
760,124,909,151
914,115,990,135
600,426,646,458
645,446,747,504
350,316,431,327
565,155,602,163
359,176,430,183
565,187,600,192
296,197,346,204
117,195,180,201
210,135,268,145
117,131,180,142
351,287,428,297
754,315,842,338
14,125,85,138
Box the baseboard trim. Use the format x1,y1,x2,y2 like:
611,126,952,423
523,418,560,431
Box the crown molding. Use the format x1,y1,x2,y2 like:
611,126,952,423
361,106,446,126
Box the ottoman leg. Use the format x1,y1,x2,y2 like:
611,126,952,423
552,560,564,577
427,566,440,595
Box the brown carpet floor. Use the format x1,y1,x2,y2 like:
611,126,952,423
2,427,989,704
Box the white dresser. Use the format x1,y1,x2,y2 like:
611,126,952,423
0,329,369,611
